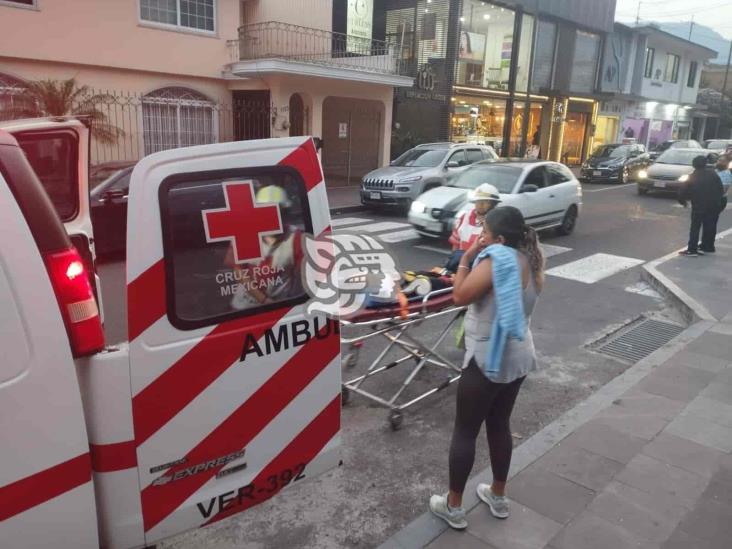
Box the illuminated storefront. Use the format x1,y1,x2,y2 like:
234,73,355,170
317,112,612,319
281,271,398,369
386,0,610,163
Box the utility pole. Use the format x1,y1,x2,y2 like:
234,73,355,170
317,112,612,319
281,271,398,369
635,1,642,25
719,39,732,137
688,17,694,40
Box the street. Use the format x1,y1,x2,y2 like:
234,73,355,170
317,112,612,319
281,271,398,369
146,182,732,549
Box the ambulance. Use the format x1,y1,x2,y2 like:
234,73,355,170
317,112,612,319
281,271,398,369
0,118,341,548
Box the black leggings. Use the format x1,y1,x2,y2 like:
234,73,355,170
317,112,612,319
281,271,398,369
449,359,525,494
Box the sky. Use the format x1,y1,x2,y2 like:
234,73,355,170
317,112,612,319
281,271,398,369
614,0,732,40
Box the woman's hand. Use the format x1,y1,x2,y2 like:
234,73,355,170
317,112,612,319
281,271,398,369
463,235,487,264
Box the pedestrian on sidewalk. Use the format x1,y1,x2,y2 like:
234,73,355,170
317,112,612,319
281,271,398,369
429,206,544,530
677,155,724,256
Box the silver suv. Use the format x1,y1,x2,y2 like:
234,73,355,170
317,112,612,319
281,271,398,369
360,143,497,209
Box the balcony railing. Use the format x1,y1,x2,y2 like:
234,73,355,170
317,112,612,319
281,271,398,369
228,21,407,77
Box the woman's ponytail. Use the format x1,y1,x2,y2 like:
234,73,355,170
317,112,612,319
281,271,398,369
521,226,545,290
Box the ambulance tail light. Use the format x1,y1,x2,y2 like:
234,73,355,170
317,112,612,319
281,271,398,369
44,247,105,357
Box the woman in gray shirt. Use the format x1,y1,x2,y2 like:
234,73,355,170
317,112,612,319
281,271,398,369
430,206,544,530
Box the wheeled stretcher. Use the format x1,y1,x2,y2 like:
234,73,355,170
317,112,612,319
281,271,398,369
340,287,466,430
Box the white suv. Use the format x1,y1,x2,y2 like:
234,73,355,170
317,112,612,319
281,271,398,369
360,143,497,209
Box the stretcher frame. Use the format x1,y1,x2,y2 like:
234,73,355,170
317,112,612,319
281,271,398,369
340,287,466,430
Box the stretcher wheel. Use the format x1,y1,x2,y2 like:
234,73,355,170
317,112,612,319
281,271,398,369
343,345,360,369
341,386,350,406
388,410,403,431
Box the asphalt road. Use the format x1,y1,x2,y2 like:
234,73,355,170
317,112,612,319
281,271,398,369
98,182,731,549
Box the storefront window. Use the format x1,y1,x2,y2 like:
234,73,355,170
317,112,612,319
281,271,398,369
562,111,589,165
515,14,534,93
594,116,619,148
569,30,601,94
450,96,508,154
508,102,544,157
531,20,556,92
456,1,516,90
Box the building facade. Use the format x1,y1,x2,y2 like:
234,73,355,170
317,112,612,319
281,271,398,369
0,0,412,185
596,24,716,149
386,0,616,165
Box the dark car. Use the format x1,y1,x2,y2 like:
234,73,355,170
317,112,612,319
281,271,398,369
580,143,649,184
648,139,702,161
90,164,134,257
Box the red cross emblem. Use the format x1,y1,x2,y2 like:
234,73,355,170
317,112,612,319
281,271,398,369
202,181,283,264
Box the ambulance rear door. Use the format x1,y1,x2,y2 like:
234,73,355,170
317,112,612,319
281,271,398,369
125,137,341,544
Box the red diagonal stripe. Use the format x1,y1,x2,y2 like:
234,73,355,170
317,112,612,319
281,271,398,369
141,324,339,532
204,396,340,525
90,440,138,473
132,307,287,446
279,140,322,191
128,259,166,341
0,453,91,521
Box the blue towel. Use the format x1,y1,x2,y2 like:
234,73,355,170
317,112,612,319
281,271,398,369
473,244,526,376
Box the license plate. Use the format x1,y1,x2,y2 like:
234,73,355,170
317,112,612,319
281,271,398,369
654,181,666,188
369,191,381,200
593,170,602,177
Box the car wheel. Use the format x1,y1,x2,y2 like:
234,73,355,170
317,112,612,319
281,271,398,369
556,205,578,236
619,167,630,184
637,186,648,196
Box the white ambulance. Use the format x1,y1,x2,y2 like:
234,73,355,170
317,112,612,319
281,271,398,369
0,118,341,548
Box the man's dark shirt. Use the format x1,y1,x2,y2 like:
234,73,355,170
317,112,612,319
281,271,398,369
678,168,724,213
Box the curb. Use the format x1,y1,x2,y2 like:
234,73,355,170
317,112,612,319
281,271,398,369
329,204,369,216
641,226,732,324
377,319,713,549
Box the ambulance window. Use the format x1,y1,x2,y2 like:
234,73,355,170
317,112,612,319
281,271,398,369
160,167,313,329
16,130,79,222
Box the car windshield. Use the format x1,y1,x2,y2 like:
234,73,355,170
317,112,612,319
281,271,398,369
654,141,673,153
592,145,630,158
391,148,447,167
656,150,704,165
707,140,731,150
452,164,523,193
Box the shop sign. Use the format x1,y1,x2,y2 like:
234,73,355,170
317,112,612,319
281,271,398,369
347,0,373,53
552,101,565,124
339,123,348,139
404,65,446,102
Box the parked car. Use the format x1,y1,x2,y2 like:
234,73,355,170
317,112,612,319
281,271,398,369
636,149,719,195
360,142,497,209
648,139,703,161
704,139,732,154
409,160,582,238
580,143,650,184
89,163,135,256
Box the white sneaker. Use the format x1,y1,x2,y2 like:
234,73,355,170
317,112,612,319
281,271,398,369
429,494,467,529
476,484,509,519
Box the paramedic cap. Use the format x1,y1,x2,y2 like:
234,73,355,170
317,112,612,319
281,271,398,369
256,184,292,208
469,183,501,203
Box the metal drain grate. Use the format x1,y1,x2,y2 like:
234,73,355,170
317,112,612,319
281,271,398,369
595,318,684,363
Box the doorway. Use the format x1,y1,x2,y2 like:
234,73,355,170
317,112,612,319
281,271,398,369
289,93,306,137
233,90,271,141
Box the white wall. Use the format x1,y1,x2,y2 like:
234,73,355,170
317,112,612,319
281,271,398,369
639,35,708,106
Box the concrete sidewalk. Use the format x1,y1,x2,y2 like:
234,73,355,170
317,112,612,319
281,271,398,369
381,233,732,549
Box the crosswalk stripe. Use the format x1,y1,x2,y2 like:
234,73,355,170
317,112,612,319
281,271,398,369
357,221,413,234
546,253,645,284
330,217,373,228
541,244,572,259
378,229,420,243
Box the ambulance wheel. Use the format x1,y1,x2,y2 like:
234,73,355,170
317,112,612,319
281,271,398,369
341,387,350,406
388,410,404,431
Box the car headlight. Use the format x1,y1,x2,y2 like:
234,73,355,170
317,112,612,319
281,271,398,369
638,170,648,179
678,174,689,183
410,200,426,214
399,175,422,183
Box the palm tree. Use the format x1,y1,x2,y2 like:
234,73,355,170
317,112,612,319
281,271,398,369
2,77,123,144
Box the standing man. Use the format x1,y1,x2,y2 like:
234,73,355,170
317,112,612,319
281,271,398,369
677,155,724,256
